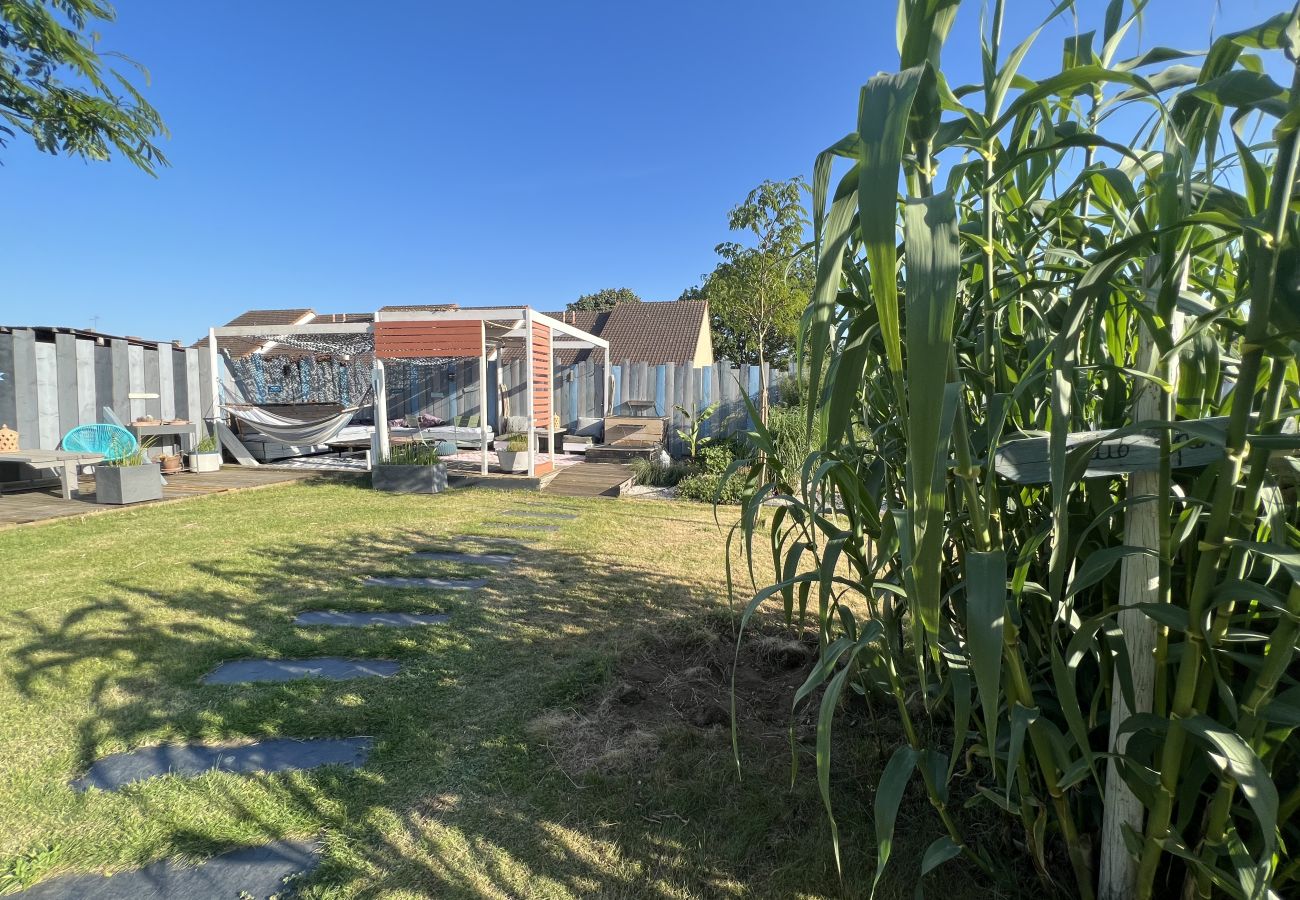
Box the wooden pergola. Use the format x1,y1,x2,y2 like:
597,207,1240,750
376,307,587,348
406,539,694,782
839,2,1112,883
207,306,610,477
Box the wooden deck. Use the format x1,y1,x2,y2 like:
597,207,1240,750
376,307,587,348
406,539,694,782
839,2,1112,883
542,462,635,497
0,468,328,529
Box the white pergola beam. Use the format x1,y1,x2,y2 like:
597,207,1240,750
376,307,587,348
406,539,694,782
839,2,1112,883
213,322,373,337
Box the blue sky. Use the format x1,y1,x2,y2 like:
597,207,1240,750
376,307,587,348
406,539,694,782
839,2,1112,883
0,0,1287,342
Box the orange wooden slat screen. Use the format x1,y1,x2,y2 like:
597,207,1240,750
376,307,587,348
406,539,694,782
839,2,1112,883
531,321,551,429
374,320,482,358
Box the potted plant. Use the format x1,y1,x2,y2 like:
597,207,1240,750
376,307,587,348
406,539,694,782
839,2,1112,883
495,432,530,473
157,450,183,475
372,441,448,493
95,447,163,505
187,434,222,473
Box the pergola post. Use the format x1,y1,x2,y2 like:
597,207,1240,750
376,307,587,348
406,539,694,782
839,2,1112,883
548,327,556,463
479,321,489,476
524,307,536,477
207,327,221,435
372,358,389,465
603,345,611,415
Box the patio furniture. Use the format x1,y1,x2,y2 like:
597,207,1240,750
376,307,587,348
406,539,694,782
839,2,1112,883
128,420,200,458
0,449,104,499
61,423,139,461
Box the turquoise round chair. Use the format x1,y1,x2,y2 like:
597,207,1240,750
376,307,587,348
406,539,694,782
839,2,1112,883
60,424,140,462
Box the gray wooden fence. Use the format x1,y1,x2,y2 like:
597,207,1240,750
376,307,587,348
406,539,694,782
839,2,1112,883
0,328,215,451
0,324,792,458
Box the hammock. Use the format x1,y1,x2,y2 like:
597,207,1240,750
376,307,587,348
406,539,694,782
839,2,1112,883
226,404,361,446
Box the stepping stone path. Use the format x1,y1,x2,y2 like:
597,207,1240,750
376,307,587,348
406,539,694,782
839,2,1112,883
410,551,515,566
295,610,450,627
72,738,373,792
483,523,558,531
202,658,400,685
14,838,320,899
362,576,487,589
503,510,577,519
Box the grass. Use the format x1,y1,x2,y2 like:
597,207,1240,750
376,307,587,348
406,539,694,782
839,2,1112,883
0,479,1031,898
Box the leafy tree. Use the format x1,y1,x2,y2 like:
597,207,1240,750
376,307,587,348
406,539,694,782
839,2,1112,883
567,287,642,312
0,0,167,172
700,177,812,422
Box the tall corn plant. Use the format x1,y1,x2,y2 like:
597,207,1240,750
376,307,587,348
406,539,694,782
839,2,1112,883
731,2,1300,898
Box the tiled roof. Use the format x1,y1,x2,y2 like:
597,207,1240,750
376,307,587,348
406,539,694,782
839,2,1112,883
546,301,709,365
203,308,315,357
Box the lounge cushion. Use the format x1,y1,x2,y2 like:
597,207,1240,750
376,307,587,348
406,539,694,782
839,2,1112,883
575,416,604,438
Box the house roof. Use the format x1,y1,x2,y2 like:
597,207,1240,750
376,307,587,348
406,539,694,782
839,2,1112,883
545,300,710,365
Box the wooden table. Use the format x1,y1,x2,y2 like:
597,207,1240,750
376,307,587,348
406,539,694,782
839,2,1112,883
129,421,200,455
0,449,103,499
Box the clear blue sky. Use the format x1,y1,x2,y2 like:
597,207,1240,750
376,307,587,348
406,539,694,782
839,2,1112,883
0,0,1287,342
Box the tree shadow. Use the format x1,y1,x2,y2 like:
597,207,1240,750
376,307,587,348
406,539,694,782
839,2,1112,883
1,507,1026,898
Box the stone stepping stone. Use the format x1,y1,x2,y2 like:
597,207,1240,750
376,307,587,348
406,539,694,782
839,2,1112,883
410,551,515,566
295,611,449,627
202,658,400,685
14,838,320,899
503,510,577,519
482,522,558,531
362,576,487,589
72,737,373,792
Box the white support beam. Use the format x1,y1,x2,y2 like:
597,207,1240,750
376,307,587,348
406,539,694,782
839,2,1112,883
547,326,555,471
479,321,489,476
533,311,610,349
372,359,389,466
207,328,221,433
374,307,526,323
212,322,373,337
524,307,536,478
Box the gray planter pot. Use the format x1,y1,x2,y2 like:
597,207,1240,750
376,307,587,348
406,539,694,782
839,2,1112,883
96,463,163,505
373,463,448,494
496,449,527,473
188,451,222,473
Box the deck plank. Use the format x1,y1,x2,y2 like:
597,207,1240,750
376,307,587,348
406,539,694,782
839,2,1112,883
0,467,326,529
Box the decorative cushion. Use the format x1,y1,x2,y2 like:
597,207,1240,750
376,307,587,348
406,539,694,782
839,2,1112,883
419,414,446,428
574,417,604,438
455,413,480,428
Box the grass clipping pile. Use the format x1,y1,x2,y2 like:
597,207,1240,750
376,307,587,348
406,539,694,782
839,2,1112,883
528,615,822,778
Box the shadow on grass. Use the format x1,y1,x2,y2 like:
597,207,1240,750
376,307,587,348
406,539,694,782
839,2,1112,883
1,498,1031,899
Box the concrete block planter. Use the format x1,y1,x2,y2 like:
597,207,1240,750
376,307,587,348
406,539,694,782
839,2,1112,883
372,463,448,494
187,450,222,473
96,463,163,505
495,449,527,473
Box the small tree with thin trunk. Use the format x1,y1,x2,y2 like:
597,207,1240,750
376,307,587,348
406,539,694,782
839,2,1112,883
704,178,810,424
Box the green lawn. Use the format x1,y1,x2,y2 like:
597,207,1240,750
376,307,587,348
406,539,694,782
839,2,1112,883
0,479,1027,898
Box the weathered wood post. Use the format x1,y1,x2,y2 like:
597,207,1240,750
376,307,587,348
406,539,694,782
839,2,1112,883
1098,263,1185,900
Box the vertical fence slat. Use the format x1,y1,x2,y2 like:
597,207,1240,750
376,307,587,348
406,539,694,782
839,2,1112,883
34,341,59,448
54,332,79,439
76,338,96,426
158,346,176,419
13,329,39,445
0,332,15,431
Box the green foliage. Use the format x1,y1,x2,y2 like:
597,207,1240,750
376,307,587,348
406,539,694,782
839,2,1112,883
732,3,1300,899
674,401,720,458
567,287,642,312
675,471,745,505
0,0,167,171
194,434,219,454
699,178,814,370
382,442,443,466
504,433,529,452
629,456,691,487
